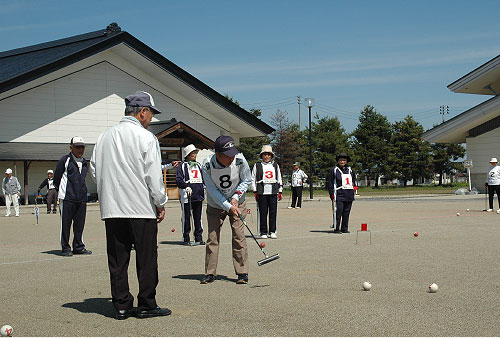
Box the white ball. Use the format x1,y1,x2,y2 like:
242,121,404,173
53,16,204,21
0,325,13,337
362,281,372,291
466,209,470,212
456,213,460,216
428,283,438,293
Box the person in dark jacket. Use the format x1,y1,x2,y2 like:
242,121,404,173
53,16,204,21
327,153,358,234
176,144,205,245
38,169,58,214
53,136,91,256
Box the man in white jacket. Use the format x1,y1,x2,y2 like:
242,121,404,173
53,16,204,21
91,91,170,320
485,157,500,212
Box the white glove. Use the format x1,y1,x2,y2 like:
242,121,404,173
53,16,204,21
185,187,193,196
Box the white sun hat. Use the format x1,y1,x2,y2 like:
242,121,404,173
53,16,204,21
490,157,498,163
182,144,199,160
259,144,275,158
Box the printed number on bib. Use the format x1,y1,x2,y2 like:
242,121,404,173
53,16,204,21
262,170,277,184
189,168,203,183
341,173,353,189
219,175,232,189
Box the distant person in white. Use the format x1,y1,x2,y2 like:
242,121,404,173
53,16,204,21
91,91,171,320
289,162,308,209
485,157,500,212
2,168,21,217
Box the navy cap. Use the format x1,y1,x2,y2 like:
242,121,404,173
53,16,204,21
125,91,161,114
214,135,239,157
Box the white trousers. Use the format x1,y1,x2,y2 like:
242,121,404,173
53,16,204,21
5,194,19,216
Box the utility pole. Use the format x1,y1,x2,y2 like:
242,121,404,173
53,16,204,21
297,96,301,130
440,105,449,123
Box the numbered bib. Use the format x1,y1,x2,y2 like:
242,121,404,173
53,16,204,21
292,173,303,186
211,165,239,194
341,173,353,189
188,167,203,183
262,169,277,184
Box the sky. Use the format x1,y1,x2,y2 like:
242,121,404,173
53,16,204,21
2,0,500,133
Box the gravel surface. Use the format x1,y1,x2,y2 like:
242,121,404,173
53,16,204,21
1,194,499,337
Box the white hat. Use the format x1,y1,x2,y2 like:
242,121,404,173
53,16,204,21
490,157,498,163
182,144,199,160
70,136,85,146
47,170,54,174
5,168,12,174
259,145,275,158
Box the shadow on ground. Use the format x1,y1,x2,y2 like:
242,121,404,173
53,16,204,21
62,298,114,319
310,230,335,233
41,249,63,256
172,274,237,283
159,240,188,246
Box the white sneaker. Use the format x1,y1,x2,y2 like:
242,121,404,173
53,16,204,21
497,209,500,214
270,232,277,239
295,207,301,209
15,214,19,217
258,233,268,239
287,206,293,209
486,209,493,212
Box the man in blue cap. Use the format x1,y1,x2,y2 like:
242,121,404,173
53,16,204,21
91,91,171,320
200,135,252,285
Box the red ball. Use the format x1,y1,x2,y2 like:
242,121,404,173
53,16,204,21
413,232,419,237
171,228,175,232
260,242,266,248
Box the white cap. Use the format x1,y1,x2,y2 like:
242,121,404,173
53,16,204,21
5,168,12,174
71,136,85,146
490,157,498,163
182,144,199,160
47,169,54,174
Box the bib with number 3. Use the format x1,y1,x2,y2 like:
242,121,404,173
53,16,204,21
341,173,353,189
262,169,277,184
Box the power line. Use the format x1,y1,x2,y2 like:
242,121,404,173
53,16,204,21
239,96,297,106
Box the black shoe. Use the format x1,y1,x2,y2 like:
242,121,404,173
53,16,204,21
115,308,136,320
52,210,57,214
73,249,92,255
47,211,51,214
200,274,216,284
60,250,73,257
236,274,248,284
192,240,206,246
136,306,171,319
333,229,342,234
183,241,191,246
341,230,350,233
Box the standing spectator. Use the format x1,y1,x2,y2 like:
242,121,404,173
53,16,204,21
2,168,21,217
327,153,358,234
38,169,58,214
485,157,500,212
91,91,171,320
176,144,205,246
53,137,92,256
251,145,283,239
289,162,308,209
200,136,252,285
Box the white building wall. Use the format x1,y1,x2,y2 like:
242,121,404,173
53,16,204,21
0,59,228,144
466,128,500,192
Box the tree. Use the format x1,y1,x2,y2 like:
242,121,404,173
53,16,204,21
351,105,393,187
430,143,466,185
238,108,271,168
269,109,302,178
391,116,432,186
308,113,351,183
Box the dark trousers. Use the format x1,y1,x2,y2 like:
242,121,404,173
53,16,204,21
258,194,278,234
60,200,87,252
105,218,159,312
291,186,303,208
488,185,500,209
181,200,203,242
335,200,353,232
46,189,58,212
